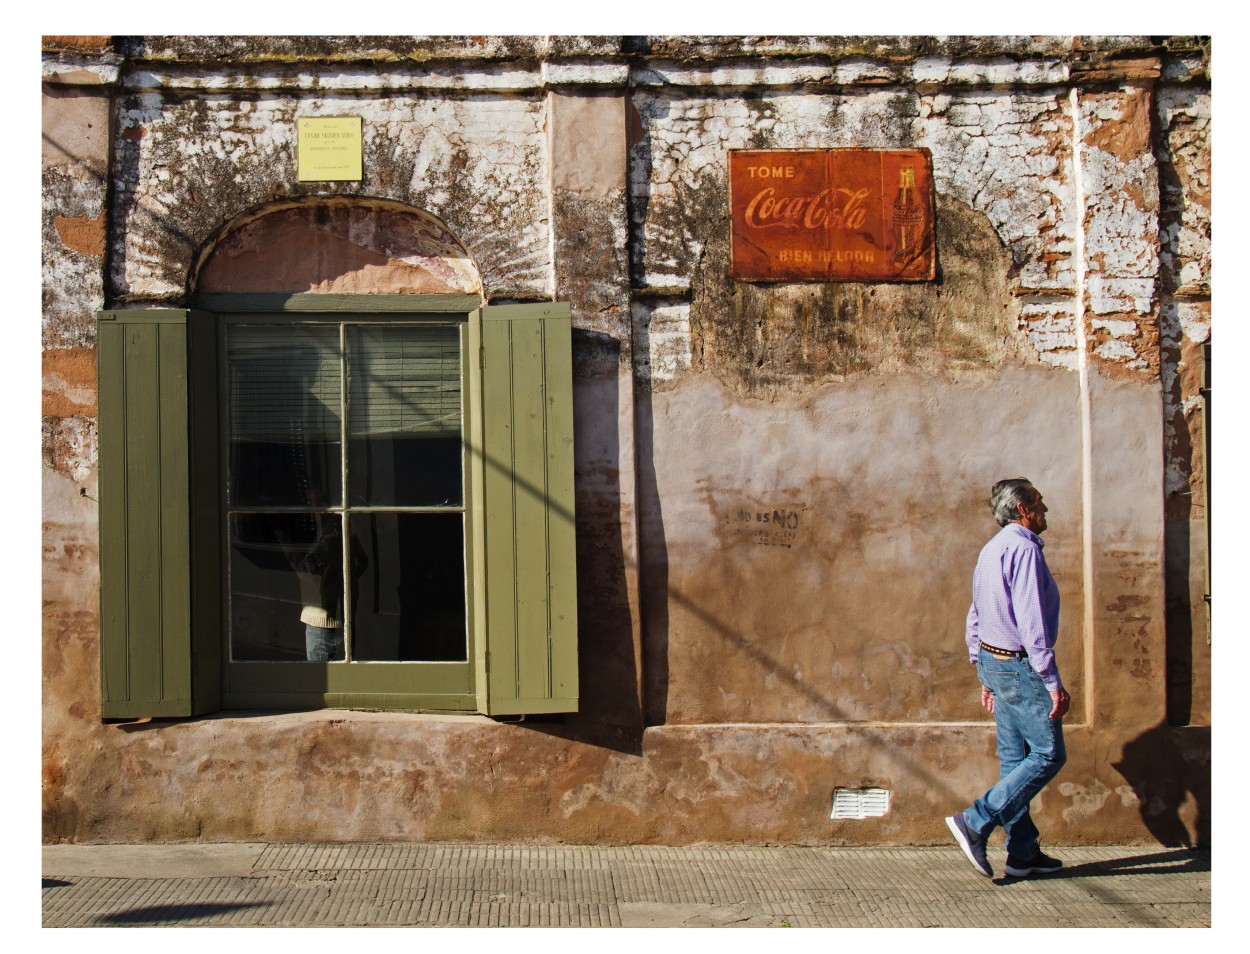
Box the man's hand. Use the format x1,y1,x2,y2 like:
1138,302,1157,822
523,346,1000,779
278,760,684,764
1048,687,1071,720
981,687,995,714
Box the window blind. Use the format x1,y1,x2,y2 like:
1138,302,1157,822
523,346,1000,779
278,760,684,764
226,324,461,442
227,327,341,442
348,326,461,437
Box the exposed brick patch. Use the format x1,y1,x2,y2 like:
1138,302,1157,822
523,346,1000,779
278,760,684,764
1078,90,1161,379
43,348,97,417
42,36,112,54
54,214,106,257
1082,87,1154,164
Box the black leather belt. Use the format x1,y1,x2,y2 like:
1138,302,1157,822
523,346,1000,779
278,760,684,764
979,642,1028,659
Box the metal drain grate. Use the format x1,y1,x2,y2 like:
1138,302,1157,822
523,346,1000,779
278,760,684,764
830,787,890,819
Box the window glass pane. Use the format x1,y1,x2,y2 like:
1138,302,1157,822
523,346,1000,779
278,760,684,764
350,512,467,661
347,326,462,507
228,326,342,507
229,512,345,661
226,320,470,671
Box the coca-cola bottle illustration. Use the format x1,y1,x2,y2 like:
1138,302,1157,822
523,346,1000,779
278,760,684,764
892,166,923,266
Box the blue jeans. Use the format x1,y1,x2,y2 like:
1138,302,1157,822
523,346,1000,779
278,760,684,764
305,625,344,661
962,649,1067,858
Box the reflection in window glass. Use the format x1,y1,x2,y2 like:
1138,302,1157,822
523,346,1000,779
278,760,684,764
347,326,462,507
225,321,467,666
351,512,467,661
229,512,346,661
227,326,342,507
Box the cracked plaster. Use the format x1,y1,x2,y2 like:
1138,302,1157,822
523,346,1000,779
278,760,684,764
111,91,551,302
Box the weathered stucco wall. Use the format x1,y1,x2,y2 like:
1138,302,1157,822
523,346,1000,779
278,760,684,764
44,712,1173,846
1155,85,1211,726
43,65,110,842
110,85,550,302
42,36,1210,848
640,369,1084,726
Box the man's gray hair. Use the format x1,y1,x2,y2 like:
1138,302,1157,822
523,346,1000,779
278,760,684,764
990,478,1038,527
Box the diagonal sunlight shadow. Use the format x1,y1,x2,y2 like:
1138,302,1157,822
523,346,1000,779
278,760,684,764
473,438,970,803
994,847,1210,885
993,847,1209,927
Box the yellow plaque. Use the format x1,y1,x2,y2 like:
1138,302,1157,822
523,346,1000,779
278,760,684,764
297,116,363,182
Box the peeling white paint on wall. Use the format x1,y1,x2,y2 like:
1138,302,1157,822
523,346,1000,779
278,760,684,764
1091,317,1141,338
42,417,97,483
542,62,630,86
1075,91,1162,371
124,65,547,93
1162,300,1211,345
630,81,1199,376
636,62,841,88
1018,301,1080,370
42,174,106,348
915,92,1075,294
632,87,1083,365
1093,339,1145,367
1156,88,1211,292
635,56,1072,90
632,301,692,384
112,91,552,299
911,56,1068,86
638,90,927,299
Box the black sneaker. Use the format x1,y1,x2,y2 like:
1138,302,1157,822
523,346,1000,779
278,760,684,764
1004,850,1063,877
946,814,992,877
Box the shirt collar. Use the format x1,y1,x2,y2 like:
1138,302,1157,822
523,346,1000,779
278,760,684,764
1003,521,1044,548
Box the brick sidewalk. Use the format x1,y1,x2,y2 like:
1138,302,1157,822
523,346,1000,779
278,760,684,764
43,842,1210,928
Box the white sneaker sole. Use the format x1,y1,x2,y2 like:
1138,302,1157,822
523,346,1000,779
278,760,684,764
1004,861,1062,877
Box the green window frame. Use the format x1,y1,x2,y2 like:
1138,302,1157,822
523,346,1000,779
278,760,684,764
96,298,578,717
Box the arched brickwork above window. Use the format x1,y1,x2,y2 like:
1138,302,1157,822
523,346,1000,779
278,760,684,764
192,199,482,297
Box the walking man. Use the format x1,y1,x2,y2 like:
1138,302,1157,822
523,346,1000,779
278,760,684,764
947,478,1071,878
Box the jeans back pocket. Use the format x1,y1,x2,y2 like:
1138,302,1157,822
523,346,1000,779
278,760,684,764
982,666,1022,705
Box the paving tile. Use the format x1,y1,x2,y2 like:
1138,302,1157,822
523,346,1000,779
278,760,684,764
42,843,1211,928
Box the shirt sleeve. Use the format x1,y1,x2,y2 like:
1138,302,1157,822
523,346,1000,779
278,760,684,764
1009,548,1063,691
964,601,980,665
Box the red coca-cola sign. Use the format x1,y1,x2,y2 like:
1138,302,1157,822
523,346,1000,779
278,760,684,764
730,149,936,282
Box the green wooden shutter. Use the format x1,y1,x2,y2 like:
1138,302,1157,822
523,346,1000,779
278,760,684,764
96,310,220,718
476,303,578,715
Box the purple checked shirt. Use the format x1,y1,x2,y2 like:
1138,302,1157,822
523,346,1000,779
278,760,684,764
964,523,1063,692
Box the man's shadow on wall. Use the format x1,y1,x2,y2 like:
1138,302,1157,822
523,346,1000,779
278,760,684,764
1112,721,1210,848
